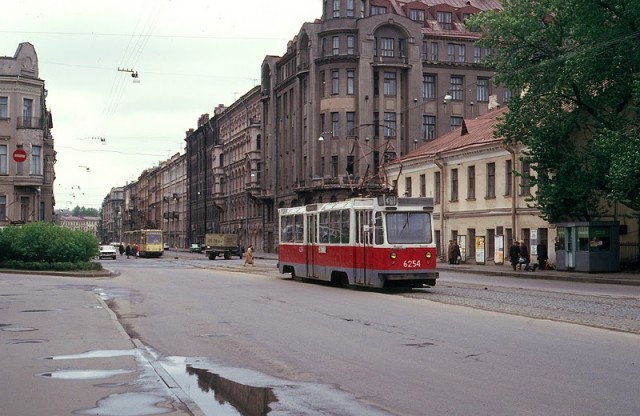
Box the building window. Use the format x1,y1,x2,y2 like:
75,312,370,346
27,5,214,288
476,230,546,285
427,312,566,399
347,35,355,54
437,11,453,30
31,146,42,175
464,13,479,32
346,112,355,136
434,171,441,204
450,116,463,131
410,9,425,23
332,70,340,94
467,166,475,199
504,88,514,103
473,46,482,63
383,71,397,96
420,174,426,197
331,112,340,137
451,168,458,201
380,37,394,57
347,70,355,94
505,159,513,196
333,0,340,17
371,5,386,15
487,162,496,198
346,0,355,17
373,71,379,96
422,41,428,60
333,36,340,55
347,155,354,175
431,42,439,61
457,44,466,62
521,160,531,195
422,115,436,141
0,145,6,174
0,97,8,119
450,76,463,100
320,71,326,97
360,0,365,17
422,74,436,100
373,112,380,136
0,195,5,220
383,112,396,137
23,98,33,120
477,78,489,102
331,155,339,177
447,43,455,62
405,177,412,197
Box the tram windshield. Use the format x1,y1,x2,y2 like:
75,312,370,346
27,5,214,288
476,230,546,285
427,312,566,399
386,212,432,244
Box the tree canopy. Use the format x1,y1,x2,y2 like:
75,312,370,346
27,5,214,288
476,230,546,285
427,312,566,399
71,206,100,217
471,0,640,222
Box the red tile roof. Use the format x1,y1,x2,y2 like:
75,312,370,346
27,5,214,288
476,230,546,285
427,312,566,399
397,106,508,163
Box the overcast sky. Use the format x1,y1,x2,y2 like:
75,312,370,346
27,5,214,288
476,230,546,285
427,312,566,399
0,0,319,210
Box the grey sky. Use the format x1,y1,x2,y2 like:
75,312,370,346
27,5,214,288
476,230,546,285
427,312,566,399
1,0,319,209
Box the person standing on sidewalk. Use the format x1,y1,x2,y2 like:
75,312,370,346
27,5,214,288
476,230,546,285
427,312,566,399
520,241,531,271
447,240,455,264
509,241,521,271
533,241,548,271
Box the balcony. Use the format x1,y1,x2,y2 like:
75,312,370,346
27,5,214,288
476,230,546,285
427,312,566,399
17,117,43,129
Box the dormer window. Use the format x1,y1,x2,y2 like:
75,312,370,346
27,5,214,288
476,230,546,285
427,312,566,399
410,9,425,23
371,6,386,16
437,11,453,30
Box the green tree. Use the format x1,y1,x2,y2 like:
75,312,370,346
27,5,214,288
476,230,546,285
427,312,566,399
471,0,640,222
71,206,100,217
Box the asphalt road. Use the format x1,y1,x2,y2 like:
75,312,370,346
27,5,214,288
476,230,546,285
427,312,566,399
2,257,639,415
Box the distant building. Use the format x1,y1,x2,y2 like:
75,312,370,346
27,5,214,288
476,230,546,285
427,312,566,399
58,215,99,240
0,43,56,225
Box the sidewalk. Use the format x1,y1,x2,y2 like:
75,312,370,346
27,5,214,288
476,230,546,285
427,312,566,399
251,251,640,286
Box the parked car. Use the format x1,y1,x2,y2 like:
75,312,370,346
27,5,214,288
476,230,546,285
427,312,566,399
163,243,170,250
189,243,202,253
99,244,117,260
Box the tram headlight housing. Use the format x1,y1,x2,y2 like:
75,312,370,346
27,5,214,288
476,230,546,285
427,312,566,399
389,252,397,260
425,251,432,259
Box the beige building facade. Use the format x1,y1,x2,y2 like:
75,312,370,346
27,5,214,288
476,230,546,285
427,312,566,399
385,107,556,265
0,43,56,225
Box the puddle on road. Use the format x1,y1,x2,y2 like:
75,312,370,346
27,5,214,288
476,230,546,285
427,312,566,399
40,350,389,416
38,369,133,380
1,326,37,332
161,358,276,416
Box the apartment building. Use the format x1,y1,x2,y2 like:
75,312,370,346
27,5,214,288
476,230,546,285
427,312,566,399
258,0,504,250
0,43,56,225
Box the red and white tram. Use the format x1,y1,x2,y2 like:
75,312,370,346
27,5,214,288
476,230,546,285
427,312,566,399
278,194,439,289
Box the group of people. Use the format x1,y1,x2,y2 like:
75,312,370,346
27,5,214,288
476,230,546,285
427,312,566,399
447,240,461,265
118,243,139,259
509,241,548,271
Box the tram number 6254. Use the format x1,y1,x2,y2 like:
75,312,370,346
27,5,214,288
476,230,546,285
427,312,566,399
403,260,421,268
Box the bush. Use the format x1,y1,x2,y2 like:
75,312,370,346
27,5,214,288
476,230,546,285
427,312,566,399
0,222,100,268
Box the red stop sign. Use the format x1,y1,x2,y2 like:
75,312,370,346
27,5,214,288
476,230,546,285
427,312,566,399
13,149,27,163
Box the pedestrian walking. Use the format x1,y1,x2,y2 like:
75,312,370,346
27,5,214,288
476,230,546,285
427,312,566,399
118,243,125,257
452,241,461,264
244,245,254,266
134,243,139,259
125,244,131,259
447,240,455,264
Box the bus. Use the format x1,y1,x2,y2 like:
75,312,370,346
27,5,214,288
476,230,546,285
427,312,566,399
123,229,164,257
278,194,438,289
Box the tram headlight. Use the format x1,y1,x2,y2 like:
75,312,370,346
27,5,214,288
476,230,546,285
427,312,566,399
425,251,432,259
389,252,397,260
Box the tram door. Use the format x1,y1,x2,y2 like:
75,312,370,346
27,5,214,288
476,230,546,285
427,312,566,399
354,210,373,285
306,213,318,278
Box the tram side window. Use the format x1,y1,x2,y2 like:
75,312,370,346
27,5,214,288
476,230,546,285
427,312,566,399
329,210,341,243
320,212,330,243
281,215,303,243
374,212,384,245
356,210,373,244
340,209,350,243
294,215,304,242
